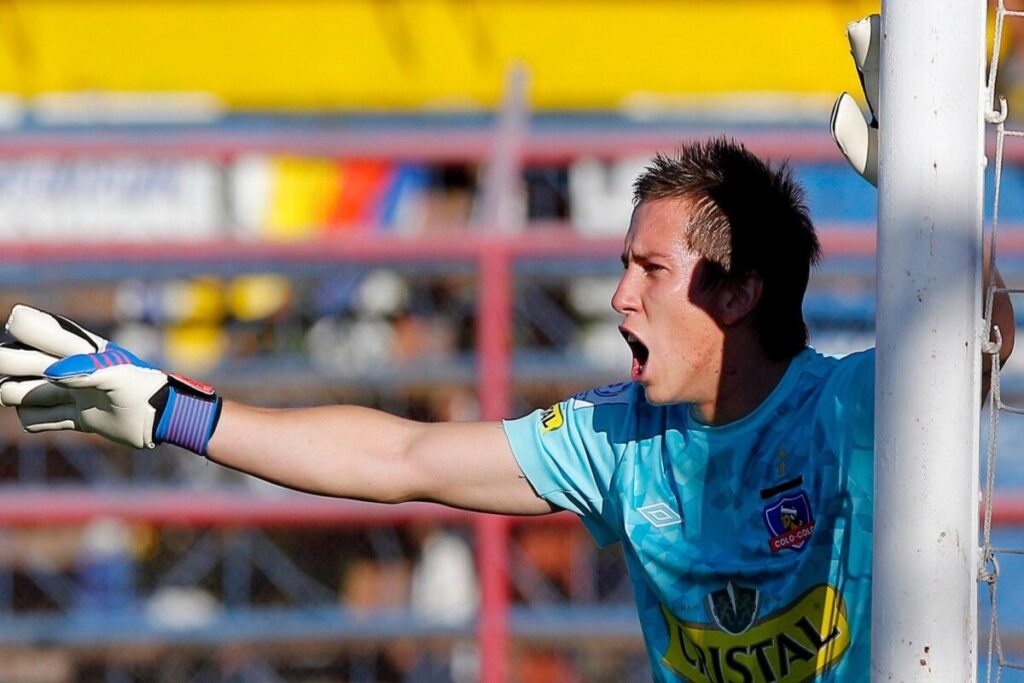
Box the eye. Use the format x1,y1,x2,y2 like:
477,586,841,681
642,263,664,274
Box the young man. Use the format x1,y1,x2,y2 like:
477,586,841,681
0,138,1014,682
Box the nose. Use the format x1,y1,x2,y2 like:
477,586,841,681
611,270,640,315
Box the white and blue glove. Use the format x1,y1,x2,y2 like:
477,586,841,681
830,14,880,186
0,305,222,455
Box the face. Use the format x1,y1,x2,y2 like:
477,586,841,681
612,198,725,406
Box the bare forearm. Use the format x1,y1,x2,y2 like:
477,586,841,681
207,402,424,503
205,401,551,515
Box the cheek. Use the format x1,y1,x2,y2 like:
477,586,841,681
663,307,722,362
647,278,719,352
667,275,695,302
650,278,695,315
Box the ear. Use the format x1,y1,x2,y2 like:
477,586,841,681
715,273,763,326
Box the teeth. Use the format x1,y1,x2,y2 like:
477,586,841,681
626,334,638,342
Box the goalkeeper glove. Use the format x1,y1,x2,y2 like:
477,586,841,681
830,14,880,186
0,305,222,455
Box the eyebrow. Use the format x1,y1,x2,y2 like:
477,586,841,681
621,250,672,266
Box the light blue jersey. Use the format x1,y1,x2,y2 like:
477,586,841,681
503,347,875,682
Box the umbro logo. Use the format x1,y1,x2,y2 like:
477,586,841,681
638,503,683,528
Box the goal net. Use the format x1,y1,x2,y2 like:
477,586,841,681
980,2,1024,681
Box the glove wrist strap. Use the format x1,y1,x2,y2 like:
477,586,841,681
153,384,223,456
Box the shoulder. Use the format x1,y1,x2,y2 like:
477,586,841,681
780,348,874,424
835,347,876,368
569,381,640,410
507,380,673,454
798,347,875,382
803,347,875,446
561,380,653,441
504,380,647,444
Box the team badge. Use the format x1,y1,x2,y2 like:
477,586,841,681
763,490,815,553
705,581,760,635
539,404,564,432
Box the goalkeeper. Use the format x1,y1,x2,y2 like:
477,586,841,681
0,17,1015,682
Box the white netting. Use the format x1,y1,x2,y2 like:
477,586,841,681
980,2,1024,680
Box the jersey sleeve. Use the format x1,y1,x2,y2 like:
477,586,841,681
502,384,636,547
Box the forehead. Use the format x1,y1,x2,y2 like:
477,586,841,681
624,198,694,255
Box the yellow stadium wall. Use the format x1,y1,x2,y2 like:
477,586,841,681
0,0,879,109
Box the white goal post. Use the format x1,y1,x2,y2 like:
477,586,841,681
872,1,987,680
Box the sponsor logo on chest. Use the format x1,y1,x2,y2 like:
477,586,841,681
661,584,850,682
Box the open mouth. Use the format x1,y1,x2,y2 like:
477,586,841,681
620,328,650,377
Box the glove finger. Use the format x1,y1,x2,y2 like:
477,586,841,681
830,92,878,186
0,378,74,407
6,305,109,358
17,404,81,434
44,360,167,442
14,383,150,448
863,125,878,187
40,386,151,449
847,14,880,120
0,342,61,376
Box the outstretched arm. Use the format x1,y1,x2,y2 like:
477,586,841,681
209,402,554,515
0,305,554,516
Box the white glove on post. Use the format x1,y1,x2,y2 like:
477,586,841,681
830,14,880,186
0,305,222,454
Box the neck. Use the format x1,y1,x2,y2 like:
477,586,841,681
693,342,796,426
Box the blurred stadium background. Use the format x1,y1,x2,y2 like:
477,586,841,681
1,1,1024,681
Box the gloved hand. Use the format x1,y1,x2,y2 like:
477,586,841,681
830,14,880,186
0,305,222,455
